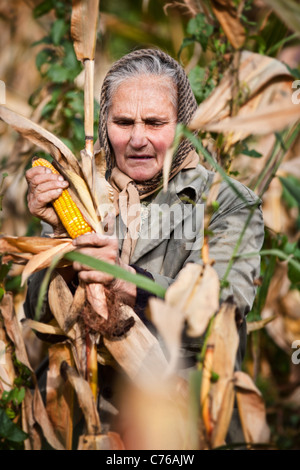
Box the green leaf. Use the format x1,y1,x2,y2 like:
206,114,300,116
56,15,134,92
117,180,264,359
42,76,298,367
31,36,52,47
188,13,214,51
0,287,4,301
8,387,26,406
0,409,28,443
256,254,276,314
33,0,54,18
279,176,300,206
62,42,81,73
188,66,206,101
178,37,197,58
241,143,263,158
288,262,300,284
187,13,214,40
63,251,167,299
50,18,67,46
266,32,299,56
286,64,300,79
36,49,53,71
41,101,56,118
46,64,70,83
0,262,11,281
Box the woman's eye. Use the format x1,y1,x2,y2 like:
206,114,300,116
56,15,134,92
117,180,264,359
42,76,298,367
146,121,164,128
116,121,133,127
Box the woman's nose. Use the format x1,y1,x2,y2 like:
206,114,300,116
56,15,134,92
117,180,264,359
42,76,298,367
129,122,148,148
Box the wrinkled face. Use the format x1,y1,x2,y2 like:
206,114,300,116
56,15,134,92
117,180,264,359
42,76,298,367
107,75,177,182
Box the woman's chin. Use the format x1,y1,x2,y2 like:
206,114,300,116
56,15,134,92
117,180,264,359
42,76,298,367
128,169,158,182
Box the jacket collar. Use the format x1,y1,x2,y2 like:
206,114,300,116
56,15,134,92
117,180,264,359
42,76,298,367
129,163,210,264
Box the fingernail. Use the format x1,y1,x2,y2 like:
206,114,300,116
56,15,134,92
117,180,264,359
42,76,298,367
58,175,64,181
57,188,62,194
45,168,52,174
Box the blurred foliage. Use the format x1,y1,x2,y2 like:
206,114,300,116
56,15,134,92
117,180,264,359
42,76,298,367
0,352,31,449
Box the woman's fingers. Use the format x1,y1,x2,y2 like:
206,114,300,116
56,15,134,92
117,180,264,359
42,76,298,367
77,269,115,285
25,162,69,231
72,233,120,285
73,232,118,248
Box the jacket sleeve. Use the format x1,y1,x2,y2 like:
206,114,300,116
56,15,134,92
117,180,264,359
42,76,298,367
181,195,264,369
185,201,264,317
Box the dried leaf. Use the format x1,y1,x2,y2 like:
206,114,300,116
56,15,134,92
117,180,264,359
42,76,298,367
0,322,16,392
206,301,239,446
71,0,100,61
148,297,185,375
0,106,81,174
33,385,65,450
86,283,109,320
63,167,101,230
211,0,246,49
247,315,276,334
91,149,115,222
21,240,74,285
203,101,300,139
48,272,76,338
67,282,86,330
46,344,75,449
0,293,64,450
60,361,101,436
77,432,125,450
0,235,71,255
234,370,271,444
104,305,168,386
2,253,33,265
0,293,32,372
184,264,220,337
164,263,220,338
211,378,235,448
189,51,293,141
80,148,93,189
23,319,65,336
22,389,42,450
163,144,177,193
165,262,203,311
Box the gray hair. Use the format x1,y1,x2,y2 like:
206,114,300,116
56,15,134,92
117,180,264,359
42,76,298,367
105,53,179,111
99,48,198,183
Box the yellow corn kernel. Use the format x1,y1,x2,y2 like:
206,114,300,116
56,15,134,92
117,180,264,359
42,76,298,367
32,158,93,239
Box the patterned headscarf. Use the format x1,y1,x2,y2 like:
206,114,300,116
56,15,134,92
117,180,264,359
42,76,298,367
98,48,199,262
98,48,198,196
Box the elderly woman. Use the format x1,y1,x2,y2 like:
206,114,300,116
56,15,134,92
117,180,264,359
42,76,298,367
24,49,264,442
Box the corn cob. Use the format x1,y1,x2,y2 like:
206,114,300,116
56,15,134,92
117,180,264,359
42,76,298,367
32,158,93,239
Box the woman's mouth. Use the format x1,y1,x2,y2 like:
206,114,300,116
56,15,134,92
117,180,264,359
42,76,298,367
127,155,155,161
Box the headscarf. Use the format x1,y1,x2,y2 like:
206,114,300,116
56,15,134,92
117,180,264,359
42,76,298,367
98,48,199,262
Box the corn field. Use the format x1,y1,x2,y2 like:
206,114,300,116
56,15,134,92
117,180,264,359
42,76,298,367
0,0,300,451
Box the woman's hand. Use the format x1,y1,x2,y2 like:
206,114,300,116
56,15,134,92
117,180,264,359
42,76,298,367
25,164,69,236
72,233,137,306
